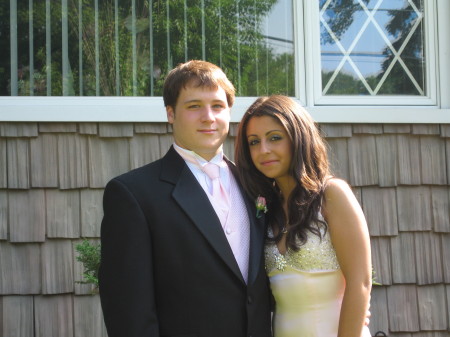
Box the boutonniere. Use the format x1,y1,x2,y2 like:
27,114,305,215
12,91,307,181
255,196,268,218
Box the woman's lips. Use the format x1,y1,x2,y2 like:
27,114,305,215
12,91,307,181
260,160,278,166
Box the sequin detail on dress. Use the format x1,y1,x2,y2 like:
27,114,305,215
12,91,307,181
265,222,340,273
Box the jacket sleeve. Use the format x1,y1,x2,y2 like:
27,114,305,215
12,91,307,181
99,178,159,337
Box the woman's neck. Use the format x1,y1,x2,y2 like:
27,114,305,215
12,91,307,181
275,176,296,205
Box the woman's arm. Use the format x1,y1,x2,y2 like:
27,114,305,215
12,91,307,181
322,178,372,337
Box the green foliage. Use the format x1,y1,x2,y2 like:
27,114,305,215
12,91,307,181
2,0,297,96
372,268,382,286
321,0,424,96
320,0,371,45
75,239,101,289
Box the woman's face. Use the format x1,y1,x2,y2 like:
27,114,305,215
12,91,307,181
246,115,293,181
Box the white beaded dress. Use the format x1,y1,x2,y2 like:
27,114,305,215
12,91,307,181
265,218,371,337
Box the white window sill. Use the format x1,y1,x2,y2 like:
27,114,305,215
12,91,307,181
0,97,449,123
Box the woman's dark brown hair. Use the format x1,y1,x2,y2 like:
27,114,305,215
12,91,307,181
235,95,331,250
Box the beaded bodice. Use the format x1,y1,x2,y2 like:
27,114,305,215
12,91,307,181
265,221,340,273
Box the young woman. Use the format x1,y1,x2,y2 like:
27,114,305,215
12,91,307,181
235,95,372,337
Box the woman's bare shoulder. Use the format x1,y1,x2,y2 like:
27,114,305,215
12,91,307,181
322,178,357,218
324,177,353,197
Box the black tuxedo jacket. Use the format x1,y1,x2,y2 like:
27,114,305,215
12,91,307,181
99,146,272,337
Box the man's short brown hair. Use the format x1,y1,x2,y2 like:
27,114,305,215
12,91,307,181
163,60,236,108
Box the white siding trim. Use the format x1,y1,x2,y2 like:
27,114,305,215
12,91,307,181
293,0,306,105
305,106,450,124
0,97,449,123
437,0,450,108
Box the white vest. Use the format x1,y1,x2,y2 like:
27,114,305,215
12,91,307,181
221,173,250,283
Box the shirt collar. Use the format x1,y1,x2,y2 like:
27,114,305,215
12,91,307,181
173,143,224,168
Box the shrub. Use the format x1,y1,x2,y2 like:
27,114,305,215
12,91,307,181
75,239,101,289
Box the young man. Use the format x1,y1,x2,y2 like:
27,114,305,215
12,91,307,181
99,60,273,337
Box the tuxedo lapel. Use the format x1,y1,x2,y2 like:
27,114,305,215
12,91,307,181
244,194,265,285
160,147,243,281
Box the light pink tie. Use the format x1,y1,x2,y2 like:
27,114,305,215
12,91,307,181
203,163,230,226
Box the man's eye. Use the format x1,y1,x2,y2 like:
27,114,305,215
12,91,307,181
213,104,225,109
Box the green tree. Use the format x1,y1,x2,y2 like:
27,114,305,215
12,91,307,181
377,1,424,95
2,0,298,96
320,0,424,96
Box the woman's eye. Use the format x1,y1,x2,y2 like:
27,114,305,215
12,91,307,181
249,139,259,146
270,135,282,141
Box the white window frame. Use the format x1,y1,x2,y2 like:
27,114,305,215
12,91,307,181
0,0,449,124
303,0,438,106
299,0,450,123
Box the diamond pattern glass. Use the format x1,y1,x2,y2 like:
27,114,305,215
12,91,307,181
320,0,425,96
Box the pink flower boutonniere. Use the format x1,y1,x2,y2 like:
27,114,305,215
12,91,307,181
255,196,268,218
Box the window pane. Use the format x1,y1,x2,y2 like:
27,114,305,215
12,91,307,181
320,0,426,96
1,0,294,97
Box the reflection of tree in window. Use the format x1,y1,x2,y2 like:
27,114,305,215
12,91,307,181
377,2,424,95
1,0,295,97
320,0,425,96
320,0,370,45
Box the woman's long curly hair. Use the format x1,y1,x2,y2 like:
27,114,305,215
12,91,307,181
235,95,331,251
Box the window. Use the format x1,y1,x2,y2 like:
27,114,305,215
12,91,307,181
321,0,426,96
2,0,294,97
304,0,437,106
1,0,449,122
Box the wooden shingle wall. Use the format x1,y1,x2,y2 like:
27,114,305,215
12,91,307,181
0,121,449,337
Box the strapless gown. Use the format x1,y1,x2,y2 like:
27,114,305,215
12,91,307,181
265,225,371,337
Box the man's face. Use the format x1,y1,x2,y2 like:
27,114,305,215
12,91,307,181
166,84,231,161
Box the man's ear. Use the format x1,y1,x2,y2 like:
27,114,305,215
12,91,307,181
166,106,175,124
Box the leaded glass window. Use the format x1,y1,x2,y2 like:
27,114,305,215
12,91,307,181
320,0,426,96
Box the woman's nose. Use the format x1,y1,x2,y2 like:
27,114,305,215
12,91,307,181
260,140,270,153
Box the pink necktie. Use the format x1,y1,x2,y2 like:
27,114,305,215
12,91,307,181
203,163,230,226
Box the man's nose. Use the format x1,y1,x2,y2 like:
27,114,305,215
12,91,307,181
201,106,215,121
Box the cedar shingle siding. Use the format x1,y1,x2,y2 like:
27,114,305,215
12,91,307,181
0,122,449,337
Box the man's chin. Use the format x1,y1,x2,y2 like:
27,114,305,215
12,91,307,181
195,146,223,159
